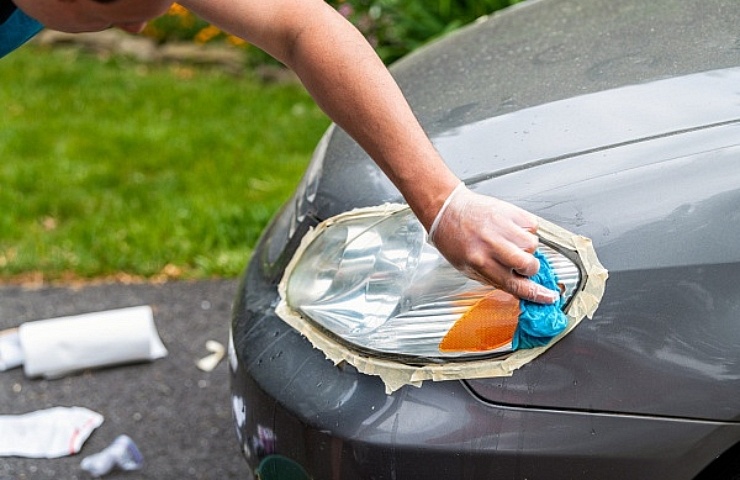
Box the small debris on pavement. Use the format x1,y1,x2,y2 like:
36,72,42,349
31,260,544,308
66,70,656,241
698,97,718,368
196,340,226,372
80,434,144,477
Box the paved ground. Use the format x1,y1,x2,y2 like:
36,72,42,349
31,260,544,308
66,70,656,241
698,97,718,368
0,279,247,479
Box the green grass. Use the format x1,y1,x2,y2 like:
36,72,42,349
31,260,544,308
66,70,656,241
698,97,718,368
0,46,331,281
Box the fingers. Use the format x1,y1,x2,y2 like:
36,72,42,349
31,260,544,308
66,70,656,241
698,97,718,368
509,247,541,278
506,276,559,304
473,255,558,304
503,224,540,275
428,185,560,304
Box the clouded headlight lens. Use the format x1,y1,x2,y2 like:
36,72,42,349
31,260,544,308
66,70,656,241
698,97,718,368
283,206,581,360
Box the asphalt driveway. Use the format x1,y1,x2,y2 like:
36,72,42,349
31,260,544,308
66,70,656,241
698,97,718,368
0,279,246,479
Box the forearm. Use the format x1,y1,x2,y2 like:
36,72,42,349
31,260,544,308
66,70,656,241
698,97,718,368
279,5,460,228
181,0,557,303
183,0,460,229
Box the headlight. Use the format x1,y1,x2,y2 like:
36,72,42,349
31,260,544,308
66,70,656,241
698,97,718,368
282,206,582,361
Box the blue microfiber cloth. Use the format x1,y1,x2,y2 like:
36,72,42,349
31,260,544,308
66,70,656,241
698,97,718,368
512,250,568,350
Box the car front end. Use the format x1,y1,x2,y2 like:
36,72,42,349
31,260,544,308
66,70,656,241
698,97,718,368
230,0,740,478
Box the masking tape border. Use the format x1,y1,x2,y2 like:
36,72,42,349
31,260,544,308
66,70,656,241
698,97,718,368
276,204,608,394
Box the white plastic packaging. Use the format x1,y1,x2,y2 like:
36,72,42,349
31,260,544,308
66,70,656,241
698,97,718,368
0,407,104,458
80,435,144,477
0,329,23,371
18,305,167,378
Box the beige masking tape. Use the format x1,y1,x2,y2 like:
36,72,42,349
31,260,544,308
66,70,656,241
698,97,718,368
277,204,608,394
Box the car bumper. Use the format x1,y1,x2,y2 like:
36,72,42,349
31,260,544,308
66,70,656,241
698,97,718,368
230,248,740,480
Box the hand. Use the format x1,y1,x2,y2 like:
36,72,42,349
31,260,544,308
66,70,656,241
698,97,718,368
429,183,559,304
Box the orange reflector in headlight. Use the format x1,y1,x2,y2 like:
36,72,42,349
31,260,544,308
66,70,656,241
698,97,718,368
439,290,520,353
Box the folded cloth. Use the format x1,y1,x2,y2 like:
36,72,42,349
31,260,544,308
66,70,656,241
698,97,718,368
0,407,104,458
513,250,569,350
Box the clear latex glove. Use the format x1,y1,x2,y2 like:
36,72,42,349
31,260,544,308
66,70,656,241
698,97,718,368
429,183,559,304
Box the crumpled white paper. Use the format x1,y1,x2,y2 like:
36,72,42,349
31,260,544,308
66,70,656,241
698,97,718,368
196,340,225,372
0,407,104,458
13,305,167,379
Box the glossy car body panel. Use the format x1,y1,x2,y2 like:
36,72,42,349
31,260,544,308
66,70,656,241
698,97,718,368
231,0,740,477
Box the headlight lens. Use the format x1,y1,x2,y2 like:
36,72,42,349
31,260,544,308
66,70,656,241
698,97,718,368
284,207,581,360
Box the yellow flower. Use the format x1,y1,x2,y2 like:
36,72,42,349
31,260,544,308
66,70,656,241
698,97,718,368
194,24,222,44
168,3,190,17
226,35,247,47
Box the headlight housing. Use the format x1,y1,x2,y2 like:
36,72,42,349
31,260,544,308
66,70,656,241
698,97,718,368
283,206,582,361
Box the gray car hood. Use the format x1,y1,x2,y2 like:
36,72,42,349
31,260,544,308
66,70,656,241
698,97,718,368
311,67,740,421
458,69,740,423
306,0,740,421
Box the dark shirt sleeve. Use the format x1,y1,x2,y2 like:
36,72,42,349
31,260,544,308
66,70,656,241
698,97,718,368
0,0,44,58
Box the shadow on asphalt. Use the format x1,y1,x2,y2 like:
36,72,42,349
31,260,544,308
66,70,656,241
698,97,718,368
0,279,246,480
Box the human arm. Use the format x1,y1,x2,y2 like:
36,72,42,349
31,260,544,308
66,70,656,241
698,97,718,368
180,0,558,304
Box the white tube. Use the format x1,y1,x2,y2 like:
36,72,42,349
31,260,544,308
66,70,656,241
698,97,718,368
18,305,167,379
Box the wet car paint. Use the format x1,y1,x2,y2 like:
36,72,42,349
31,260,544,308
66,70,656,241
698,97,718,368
231,249,740,479
231,0,740,477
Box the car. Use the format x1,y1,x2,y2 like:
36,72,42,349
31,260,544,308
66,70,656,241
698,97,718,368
228,0,740,478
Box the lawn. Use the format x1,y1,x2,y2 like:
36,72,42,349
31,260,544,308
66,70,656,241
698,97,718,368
0,45,331,282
